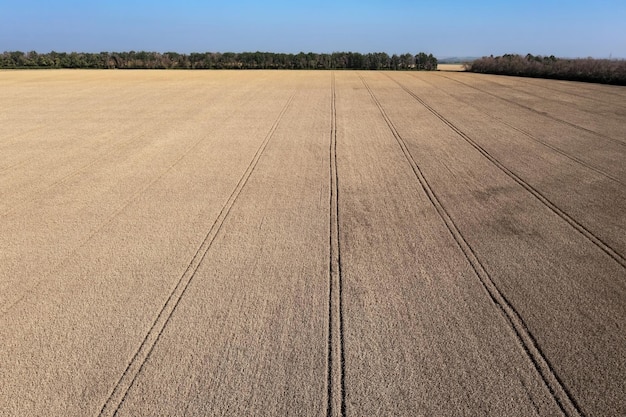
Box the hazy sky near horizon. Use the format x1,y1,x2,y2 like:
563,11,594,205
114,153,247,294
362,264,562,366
1,0,625,58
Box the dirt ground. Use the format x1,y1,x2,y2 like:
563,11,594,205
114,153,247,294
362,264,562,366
1,70,624,417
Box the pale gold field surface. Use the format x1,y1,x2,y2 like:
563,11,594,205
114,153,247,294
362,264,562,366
1,70,625,417
437,63,466,71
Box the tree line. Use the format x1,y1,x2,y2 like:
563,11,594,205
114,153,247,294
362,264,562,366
0,51,438,70
468,54,626,85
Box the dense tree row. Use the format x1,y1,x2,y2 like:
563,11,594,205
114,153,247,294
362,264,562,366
0,51,437,70
468,54,626,85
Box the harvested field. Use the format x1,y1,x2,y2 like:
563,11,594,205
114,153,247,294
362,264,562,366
1,69,625,417
437,63,466,71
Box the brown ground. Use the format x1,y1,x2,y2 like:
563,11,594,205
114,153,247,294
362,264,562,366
1,70,624,417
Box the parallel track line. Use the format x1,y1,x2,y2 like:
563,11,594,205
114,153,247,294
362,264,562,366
1,89,279,315
0,89,233,218
98,93,295,417
407,73,624,186
435,73,626,148
1,118,218,315
499,76,626,110
390,74,626,269
360,73,585,417
327,71,345,417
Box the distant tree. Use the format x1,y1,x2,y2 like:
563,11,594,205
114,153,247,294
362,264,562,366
10,51,25,67
399,53,414,69
391,54,400,70
468,53,626,85
0,50,439,72
414,52,436,70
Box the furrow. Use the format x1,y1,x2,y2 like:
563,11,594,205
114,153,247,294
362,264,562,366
391,76,626,269
98,93,295,417
327,71,345,417
434,73,626,148
359,74,584,417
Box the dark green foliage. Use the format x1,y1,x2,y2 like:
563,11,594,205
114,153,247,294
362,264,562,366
0,51,437,71
415,52,437,70
468,54,626,85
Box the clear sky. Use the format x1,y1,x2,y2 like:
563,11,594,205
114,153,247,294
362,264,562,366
1,0,625,58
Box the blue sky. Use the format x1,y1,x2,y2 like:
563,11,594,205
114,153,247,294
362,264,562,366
1,0,625,58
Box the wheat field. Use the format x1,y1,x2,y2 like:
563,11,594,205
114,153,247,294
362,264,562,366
1,70,625,417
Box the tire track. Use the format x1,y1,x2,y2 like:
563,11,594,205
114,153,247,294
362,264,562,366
396,74,625,186
0,88,156,153
359,74,584,417
0,126,50,152
463,73,626,113
433,73,626,148
0,89,217,218
1,86,288,315
503,77,626,110
0,155,37,175
493,119,625,186
0,129,158,218
98,92,295,417
327,72,345,417
389,74,626,269
0,112,227,315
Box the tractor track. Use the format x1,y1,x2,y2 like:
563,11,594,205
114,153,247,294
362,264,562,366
433,73,626,148
0,130,156,218
98,92,295,417
359,73,585,417
0,85,291,315
497,76,626,111
0,109,231,315
0,155,37,175
0,87,157,154
0,88,231,218
327,72,345,417
388,74,626,270
0,126,50,152
463,73,626,113
396,73,625,186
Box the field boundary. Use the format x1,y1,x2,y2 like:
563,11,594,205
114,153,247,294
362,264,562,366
97,93,296,417
388,75,626,269
360,74,585,417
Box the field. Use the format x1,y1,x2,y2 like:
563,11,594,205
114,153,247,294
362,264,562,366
437,63,466,71
1,70,625,417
